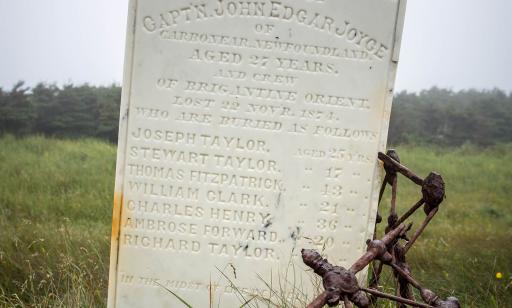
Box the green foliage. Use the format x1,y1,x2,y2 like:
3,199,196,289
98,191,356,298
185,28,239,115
1,82,121,142
0,82,35,135
0,135,114,307
96,86,121,142
0,137,510,307
32,83,60,135
1,83,512,146
389,88,512,146
51,85,100,138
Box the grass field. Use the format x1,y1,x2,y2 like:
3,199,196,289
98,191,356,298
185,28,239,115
0,135,511,307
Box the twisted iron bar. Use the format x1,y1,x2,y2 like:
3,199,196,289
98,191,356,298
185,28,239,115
303,150,461,308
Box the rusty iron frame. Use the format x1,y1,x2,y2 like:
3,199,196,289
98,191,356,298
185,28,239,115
302,150,461,308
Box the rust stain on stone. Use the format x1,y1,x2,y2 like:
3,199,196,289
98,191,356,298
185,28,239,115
111,192,124,241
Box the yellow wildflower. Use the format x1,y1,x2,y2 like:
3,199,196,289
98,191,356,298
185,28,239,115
496,272,503,279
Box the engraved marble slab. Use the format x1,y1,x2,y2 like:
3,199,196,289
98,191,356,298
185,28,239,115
108,0,406,306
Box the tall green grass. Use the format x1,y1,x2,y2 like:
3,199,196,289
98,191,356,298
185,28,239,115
0,136,510,307
0,135,114,307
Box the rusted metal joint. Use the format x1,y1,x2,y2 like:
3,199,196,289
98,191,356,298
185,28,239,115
365,239,392,264
376,149,401,226
302,249,369,308
421,288,440,305
383,149,401,178
435,297,461,308
350,223,406,273
421,172,445,214
419,289,460,308
377,151,424,186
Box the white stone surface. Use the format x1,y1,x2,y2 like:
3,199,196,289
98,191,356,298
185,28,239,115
108,0,407,307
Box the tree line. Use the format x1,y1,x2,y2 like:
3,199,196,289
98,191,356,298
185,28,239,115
389,88,512,146
0,82,121,141
1,82,511,146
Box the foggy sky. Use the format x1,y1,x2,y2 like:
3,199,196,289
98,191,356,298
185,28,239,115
0,0,511,92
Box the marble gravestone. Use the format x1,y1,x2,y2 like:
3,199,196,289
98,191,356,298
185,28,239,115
108,0,407,306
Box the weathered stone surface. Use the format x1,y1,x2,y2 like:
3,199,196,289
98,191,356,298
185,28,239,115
108,0,406,306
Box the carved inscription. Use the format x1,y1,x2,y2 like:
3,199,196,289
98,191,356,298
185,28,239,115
110,0,405,307
143,1,389,60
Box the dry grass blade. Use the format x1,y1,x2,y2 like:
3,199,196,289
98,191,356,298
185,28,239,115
155,281,193,308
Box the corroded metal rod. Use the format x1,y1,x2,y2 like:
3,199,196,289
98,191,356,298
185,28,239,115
343,295,353,308
394,244,415,303
378,175,388,204
404,207,439,254
361,287,434,308
394,198,424,228
389,175,398,226
306,291,328,308
378,152,424,186
390,262,422,289
368,260,383,289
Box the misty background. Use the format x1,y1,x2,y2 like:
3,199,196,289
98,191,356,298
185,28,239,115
1,0,511,91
